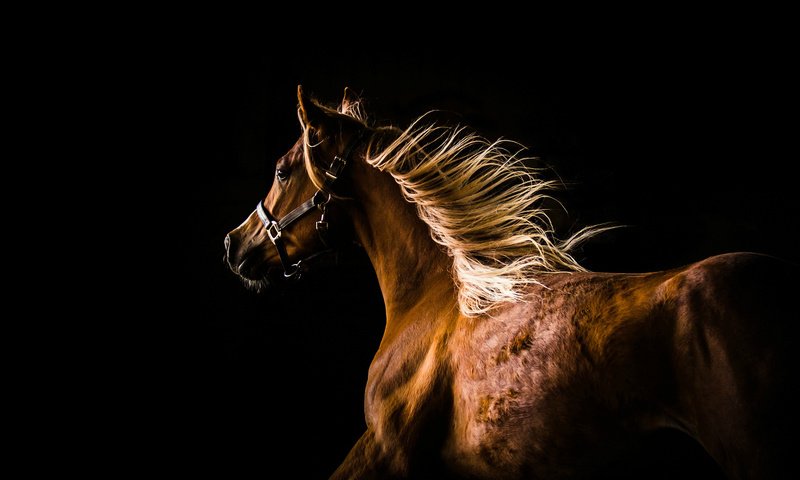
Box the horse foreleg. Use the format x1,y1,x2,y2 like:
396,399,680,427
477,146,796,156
330,429,400,480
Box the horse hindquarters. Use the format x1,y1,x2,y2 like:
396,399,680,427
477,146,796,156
672,253,798,479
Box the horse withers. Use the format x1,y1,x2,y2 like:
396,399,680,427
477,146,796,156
224,86,798,479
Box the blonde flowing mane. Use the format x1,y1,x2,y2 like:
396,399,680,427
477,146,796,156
307,100,603,317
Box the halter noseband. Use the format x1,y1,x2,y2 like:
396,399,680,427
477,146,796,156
255,130,364,280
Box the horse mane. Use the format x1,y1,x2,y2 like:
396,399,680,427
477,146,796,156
303,97,604,317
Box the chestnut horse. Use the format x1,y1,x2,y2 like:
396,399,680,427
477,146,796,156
224,87,797,479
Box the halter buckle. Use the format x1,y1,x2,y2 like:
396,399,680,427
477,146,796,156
325,156,346,181
266,221,281,243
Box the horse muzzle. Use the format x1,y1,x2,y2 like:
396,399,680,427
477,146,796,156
224,233,271,280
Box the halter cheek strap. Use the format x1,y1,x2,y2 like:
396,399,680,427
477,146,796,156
254,130,364,280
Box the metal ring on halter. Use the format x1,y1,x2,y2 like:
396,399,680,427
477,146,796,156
284,261,302,279
312,190,332,209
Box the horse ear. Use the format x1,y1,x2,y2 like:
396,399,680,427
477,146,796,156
297,85,326,127
341,86,359,113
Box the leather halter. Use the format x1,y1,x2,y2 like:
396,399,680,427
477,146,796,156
255,130,364,280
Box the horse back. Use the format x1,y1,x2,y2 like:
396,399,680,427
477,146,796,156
662,252,798,478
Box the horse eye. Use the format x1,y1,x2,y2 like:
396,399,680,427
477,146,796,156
276,168,289,182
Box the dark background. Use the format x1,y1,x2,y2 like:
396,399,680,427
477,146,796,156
168,35,798,478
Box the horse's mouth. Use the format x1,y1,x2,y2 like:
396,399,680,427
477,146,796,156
228,250,272,281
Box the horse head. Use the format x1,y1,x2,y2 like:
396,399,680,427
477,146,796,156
224,86,367,288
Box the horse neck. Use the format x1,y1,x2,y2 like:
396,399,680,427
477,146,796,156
346,158,459,340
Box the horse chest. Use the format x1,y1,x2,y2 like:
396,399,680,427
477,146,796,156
363,331,451,445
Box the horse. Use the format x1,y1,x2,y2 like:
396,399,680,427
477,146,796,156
223,86,798,479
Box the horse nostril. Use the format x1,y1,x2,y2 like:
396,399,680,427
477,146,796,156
224,235,231,253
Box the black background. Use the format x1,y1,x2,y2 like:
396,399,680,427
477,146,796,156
167,33,798,478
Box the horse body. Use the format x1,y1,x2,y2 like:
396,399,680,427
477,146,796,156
448,255,794,479
344,253,795,479
225,87,797,479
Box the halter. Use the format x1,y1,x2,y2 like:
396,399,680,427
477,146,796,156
255,130,364,280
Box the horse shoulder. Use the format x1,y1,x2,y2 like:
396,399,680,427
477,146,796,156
445,273,649,476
